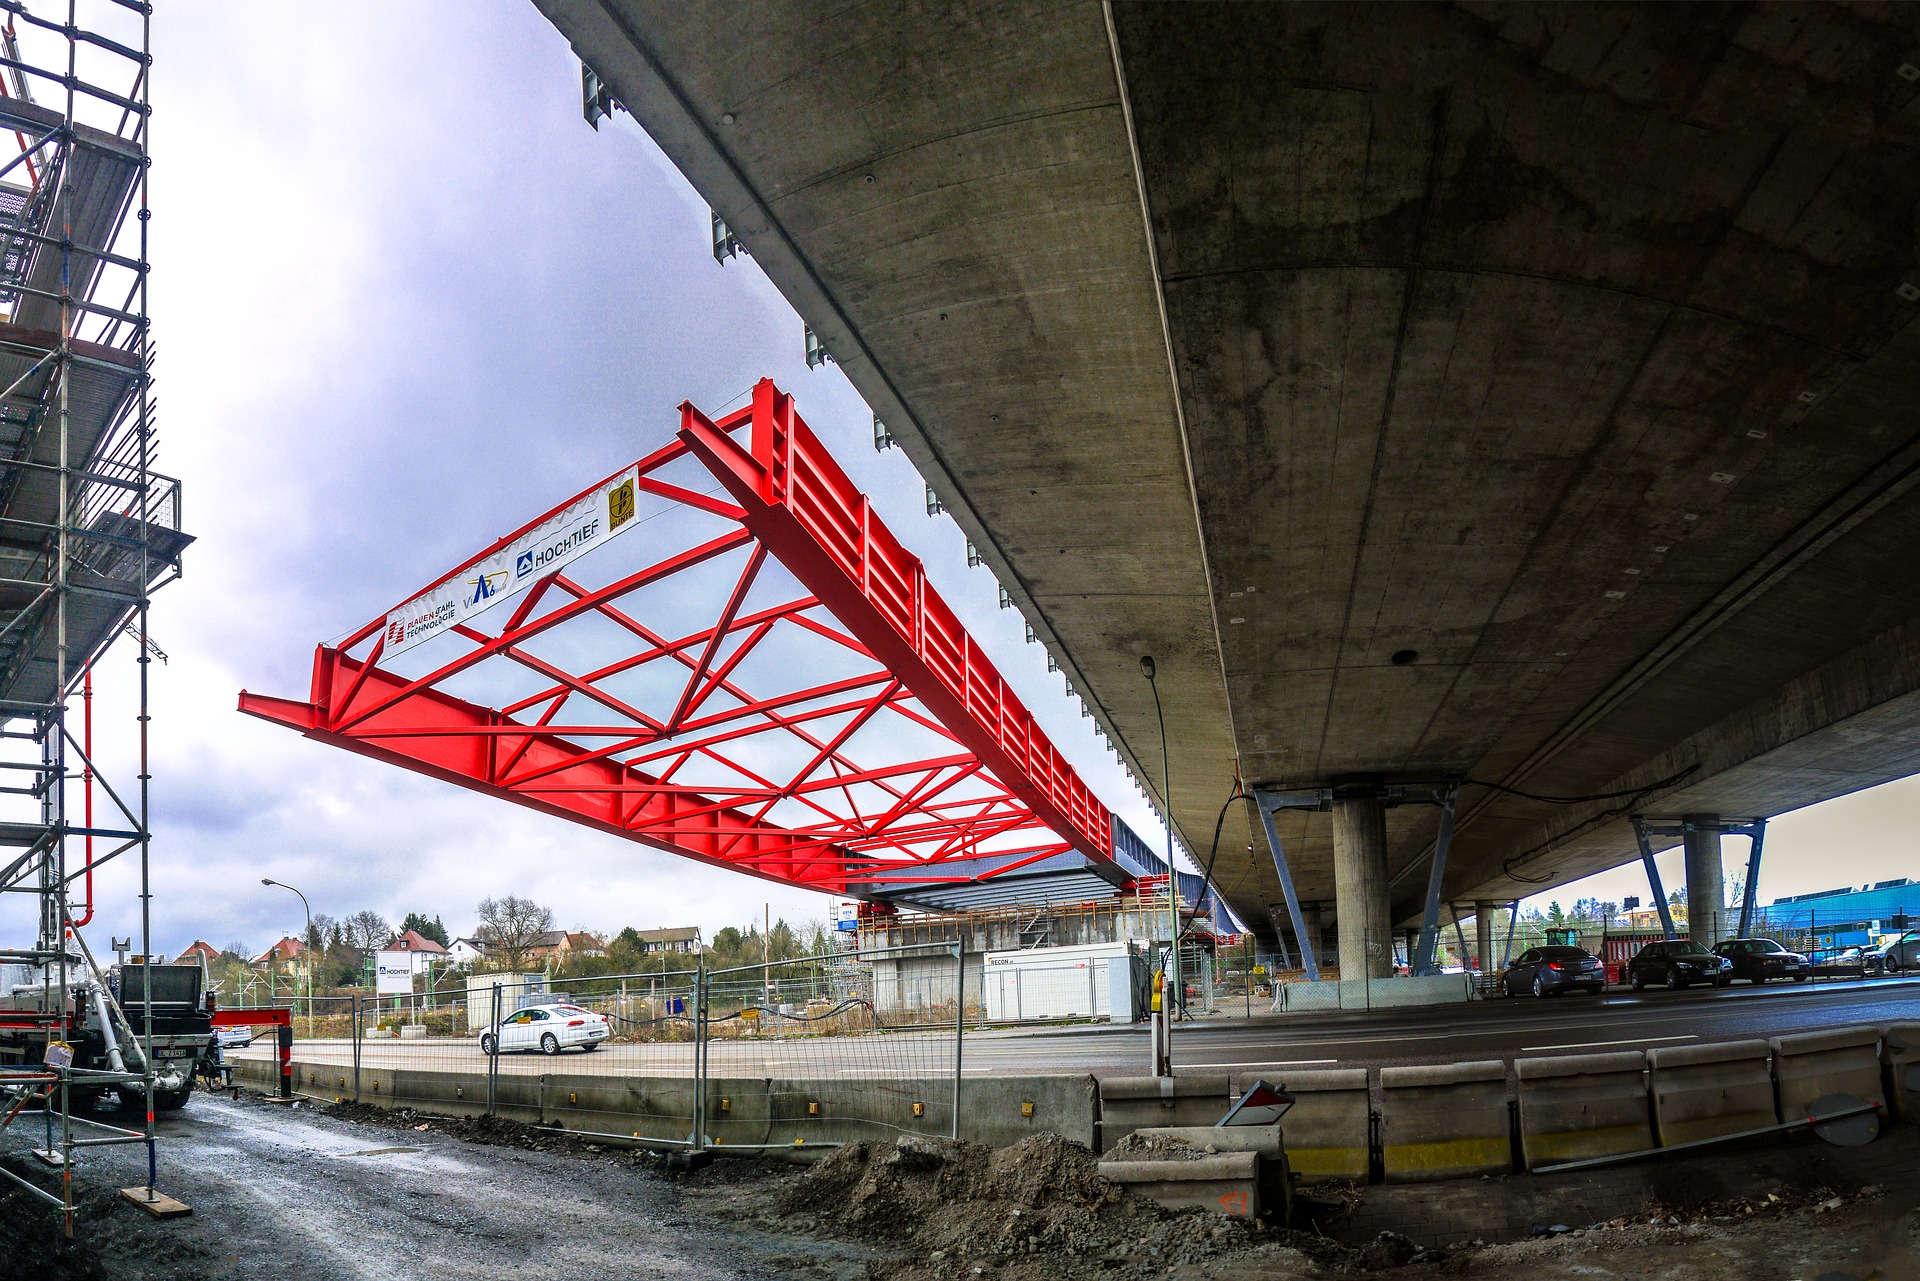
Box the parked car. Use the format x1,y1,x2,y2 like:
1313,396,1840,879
1811,947,1866,977
214,1025,254,1052
1871,931,1920,974
477,1003,610,1056
1502,945,1606,997
1626,939,1732,990
1714,938,1811,984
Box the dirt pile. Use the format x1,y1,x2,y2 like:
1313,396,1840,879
707,1131,1327,1281
1105,1133,1217,1161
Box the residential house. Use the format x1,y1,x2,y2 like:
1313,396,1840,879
171,940,221,967
524,930,606,964
253,937,307,967
637,926,701,955
378,929,448,977
446,936,491,967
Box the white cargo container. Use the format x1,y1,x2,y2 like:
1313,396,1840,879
982,941,1143,1021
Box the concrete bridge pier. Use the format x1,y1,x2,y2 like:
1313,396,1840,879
1331,793,1393,979
1474,902,1501,974
1684,817,1726,946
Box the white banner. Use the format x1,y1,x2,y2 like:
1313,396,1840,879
374,954,414,996
384,466,641,656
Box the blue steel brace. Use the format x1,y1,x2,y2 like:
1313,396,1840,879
1631,815,1679,940
1737,819,1767,938
1253,790,1322,982
1502,899,1519,968
1411,786,1459,975
1448,904,1472,971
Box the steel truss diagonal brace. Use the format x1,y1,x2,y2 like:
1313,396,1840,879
240,379,1118,900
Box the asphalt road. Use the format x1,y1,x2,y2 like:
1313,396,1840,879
234,974,1920,1078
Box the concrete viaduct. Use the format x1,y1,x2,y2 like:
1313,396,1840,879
531,1,1920,976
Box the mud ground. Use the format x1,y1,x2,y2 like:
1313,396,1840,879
3,1091,1915,1281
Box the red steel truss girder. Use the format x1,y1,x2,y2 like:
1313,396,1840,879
238,378,1115,897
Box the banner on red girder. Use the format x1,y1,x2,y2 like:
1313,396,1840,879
383,465,641,656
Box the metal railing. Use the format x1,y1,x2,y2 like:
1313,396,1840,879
233,944,966,1153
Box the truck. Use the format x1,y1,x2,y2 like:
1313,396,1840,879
0,956,220,1111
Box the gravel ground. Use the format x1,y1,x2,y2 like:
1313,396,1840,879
5,1091,1914,1281
0,1093,868,1281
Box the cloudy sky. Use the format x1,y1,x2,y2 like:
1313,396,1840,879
13,2,1918,960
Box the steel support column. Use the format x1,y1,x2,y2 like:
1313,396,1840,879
1252,791,1320,982
1474,902,1499,974
1410,786,1458,976
1737,820,1768,938
1631,816,1679,940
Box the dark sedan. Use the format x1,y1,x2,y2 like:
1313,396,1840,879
1627,939,1732,990
1715,938,1811,984
1503,945,1607,998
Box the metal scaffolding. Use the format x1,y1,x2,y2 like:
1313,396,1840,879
0,0,186,1235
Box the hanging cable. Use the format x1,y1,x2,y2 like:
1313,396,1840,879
1460,763,1699,806
1179,782,1248,943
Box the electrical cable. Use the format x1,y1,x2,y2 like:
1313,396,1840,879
1178,783,1247,945
1495,765,1702,884
1459,764,1700,806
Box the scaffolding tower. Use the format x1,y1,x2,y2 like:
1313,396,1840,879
0,0,185,1234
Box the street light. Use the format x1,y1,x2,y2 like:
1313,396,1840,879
261,878,312,1022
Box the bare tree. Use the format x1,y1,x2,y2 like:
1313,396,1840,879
343,910,393,951
477,896,554,970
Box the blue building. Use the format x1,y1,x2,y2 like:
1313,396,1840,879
1753,878,1917,948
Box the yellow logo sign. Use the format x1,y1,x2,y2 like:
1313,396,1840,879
608,478,636,530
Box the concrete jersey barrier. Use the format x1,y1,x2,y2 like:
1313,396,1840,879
1380,1060,1510,1183
1882,1023,1920,1123
1097,1074,1231,1148
1097,1152,1263,1219
1513,1051,1651,1169
1232,1068,1369,1183
1770,1026,1885,1120
1647,1039,1777,1146
1124,1125,1291,1220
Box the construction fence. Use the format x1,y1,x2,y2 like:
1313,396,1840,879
230,944,965,1151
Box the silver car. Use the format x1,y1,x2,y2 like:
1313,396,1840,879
477,1002,610,1056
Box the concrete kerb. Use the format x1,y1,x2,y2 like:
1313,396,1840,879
1124,1125,1290,1220
1097,1151,1262,1219
1770,1026,1886,1120
1380,1060,1510,1183
1231,1068,1369,1183
1096,1074,1231,1149
1647,1038,1778,1146
1882,1023,1920,1122
1513,1051,1652,1170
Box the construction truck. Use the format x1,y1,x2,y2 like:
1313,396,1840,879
0,955,219,1111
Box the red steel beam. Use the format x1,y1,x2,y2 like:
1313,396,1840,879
239,379,1116,898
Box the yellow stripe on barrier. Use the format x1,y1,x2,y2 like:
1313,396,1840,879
1382,1136,1508,1176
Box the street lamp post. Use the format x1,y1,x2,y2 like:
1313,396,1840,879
261,878,312,1023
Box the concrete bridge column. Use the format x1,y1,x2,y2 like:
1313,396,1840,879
1684,817,1726,946
1300,902,1324,972
1332,794,1393,979
1474,902,1500,974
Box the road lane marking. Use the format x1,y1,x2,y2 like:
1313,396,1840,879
1185,1059,1339,1068
1520,1035,1695,1051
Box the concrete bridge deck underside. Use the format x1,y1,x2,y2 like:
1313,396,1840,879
534,0,1920,943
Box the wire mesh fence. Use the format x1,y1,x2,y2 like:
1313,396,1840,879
231,945,965,1151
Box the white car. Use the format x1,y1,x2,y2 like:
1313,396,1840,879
478,1003,610,1056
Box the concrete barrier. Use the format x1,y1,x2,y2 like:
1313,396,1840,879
1097,1151,1261,1218
1770,1026,1885,1120
1514,1051,1651,1169
1278,974,1474,1012
1380,1060,1510,1183
1882,1023,1920,1122
1647,1039,1777,1145
1231,1068,1369,1183
1097,1074,1231,1148
1126,1125,1290,1220
236,1058,1094,1151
